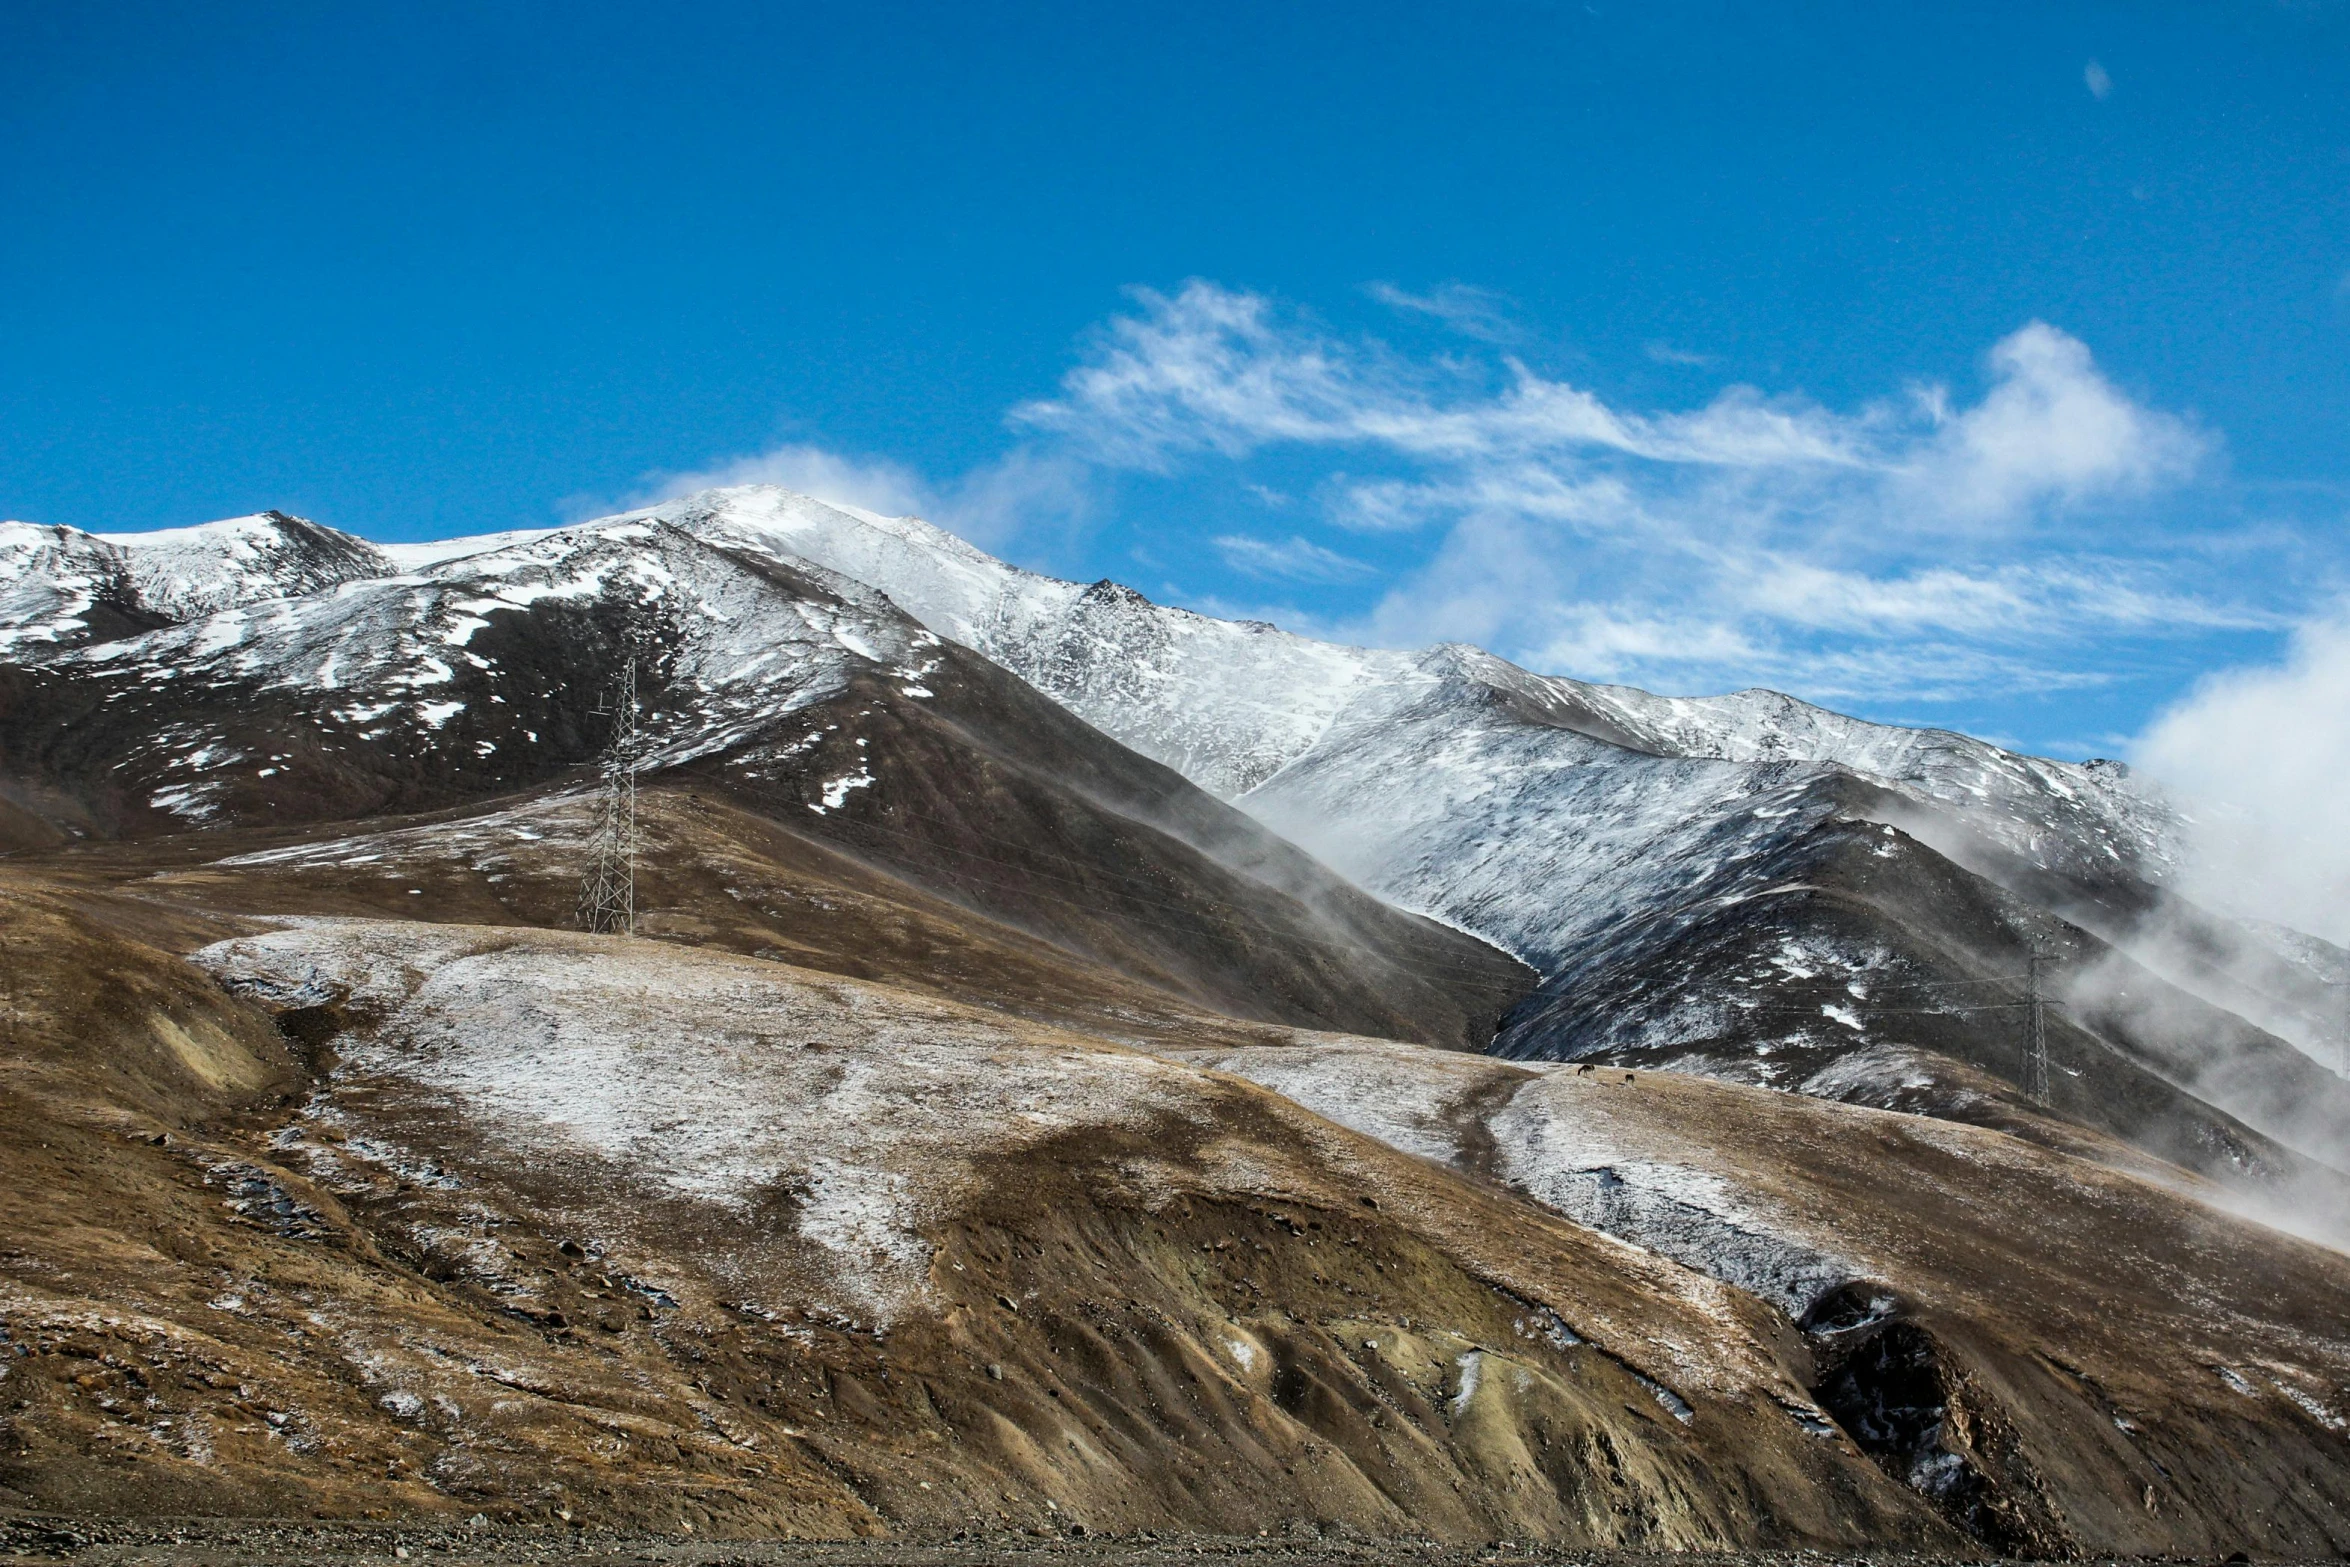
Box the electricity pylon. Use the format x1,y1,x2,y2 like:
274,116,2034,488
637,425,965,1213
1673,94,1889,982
577,653,639,936
2021,947,2051,1106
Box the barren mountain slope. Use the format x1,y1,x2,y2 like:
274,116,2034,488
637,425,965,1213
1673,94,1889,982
1173,1034,2350,1556
7,887,2347,1555
0,516,1526,1049
0,890,1940,1547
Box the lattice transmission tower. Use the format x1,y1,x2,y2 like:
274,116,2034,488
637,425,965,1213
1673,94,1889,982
2021,947,2051,1106
577,653,640,936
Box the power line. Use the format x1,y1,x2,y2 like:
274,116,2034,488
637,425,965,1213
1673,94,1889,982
786,781,2080,1103
797,795,2043,995
759,799,2077,1022
627,771,2079,1007
1740,1002,2037,1017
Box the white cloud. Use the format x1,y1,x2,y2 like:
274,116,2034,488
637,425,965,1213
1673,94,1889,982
650,443,931,519
637,441,1089,552
1213,533,1377,584
1018,285,2198,516
929,447,1093,549
1016,281,1880,475
2135,610,2350,943
1905,321,2206,523
1004,283,2230,699
1367,282,1522,343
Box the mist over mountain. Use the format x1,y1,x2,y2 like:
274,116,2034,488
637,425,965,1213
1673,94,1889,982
3,488,2348,1555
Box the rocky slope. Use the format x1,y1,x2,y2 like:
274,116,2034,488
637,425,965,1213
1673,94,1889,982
0,888,1922,1545
6,883,2348,1553
1171,1033,2350,1554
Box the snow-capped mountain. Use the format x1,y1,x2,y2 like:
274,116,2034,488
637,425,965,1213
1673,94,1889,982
0,514,936,835
0,488,2176,904
0,510,392,652
583,488,2174,961
543,489,2346,1179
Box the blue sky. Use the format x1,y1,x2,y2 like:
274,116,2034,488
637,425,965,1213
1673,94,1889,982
3,1,2347,756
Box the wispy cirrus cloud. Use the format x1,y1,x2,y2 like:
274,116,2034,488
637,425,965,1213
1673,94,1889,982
1212,532,1378,584
1645,340,1717,367
1366,281,1522,343
1006,280,2228,703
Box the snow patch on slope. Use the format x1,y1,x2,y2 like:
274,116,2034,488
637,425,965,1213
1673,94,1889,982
95,513,396,621
191,922,1213,1324
2,512,393,652
1490,1074,1861,1318
1178,1036,1861,1320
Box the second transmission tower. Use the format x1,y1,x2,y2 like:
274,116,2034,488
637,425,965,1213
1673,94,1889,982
577,653,640,936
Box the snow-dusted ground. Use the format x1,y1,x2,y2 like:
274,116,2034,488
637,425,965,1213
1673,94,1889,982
92,512,395,622
193,921,1221,1326
187,920,1868,1424
1174,1037,1863,1319
0,522,133,652
209,793,593,882
192,920,1848,1359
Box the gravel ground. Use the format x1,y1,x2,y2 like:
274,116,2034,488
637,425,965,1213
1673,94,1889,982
0,1518,2289,1567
